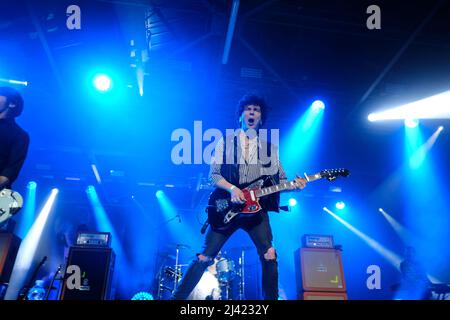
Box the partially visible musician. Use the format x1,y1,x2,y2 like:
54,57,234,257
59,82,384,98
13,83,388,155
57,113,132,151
0,87,29,191
398,246,432,300
172,93,306,300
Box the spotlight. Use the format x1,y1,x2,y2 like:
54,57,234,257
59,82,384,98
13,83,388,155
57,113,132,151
27,181,37,190
93,74,112,92
0,78,28,86
288,198,297,207
311,100,325,112
86,185,96,194
404,118,419,128
131,292,154,300
323,207,403,269
155,190,164,199
368,113,377,122
367,90,450,122
438,126,444,132
335,201,345,210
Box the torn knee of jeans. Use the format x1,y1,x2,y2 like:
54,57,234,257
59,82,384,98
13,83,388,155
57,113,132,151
197,254,213,264
263,247,277,261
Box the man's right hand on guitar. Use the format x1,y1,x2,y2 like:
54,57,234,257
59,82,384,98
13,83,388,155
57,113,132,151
230,186,246,204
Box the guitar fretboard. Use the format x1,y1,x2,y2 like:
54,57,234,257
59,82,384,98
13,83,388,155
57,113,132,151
255,173,323,198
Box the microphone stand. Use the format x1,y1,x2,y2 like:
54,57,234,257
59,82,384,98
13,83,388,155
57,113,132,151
153,214,181,299
45,264,62,300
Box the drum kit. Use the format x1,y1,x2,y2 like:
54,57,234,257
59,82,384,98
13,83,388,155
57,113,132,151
156,243,246,300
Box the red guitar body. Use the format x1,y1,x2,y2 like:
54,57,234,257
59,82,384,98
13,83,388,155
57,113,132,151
239,188,262,213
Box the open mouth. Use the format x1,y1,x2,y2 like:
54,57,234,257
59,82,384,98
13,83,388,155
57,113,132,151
248,118,255,125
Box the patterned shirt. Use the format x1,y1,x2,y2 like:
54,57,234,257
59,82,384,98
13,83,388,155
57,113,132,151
209,131,287,186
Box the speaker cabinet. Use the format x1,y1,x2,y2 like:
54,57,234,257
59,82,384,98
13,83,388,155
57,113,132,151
60,246,115,300
0,233,21,283
294,248,346,293
303,292,348,300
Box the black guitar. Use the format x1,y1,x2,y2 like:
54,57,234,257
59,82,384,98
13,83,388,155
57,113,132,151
206,168,350,232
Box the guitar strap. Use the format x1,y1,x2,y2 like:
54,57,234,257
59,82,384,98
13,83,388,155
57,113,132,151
221,134,240,186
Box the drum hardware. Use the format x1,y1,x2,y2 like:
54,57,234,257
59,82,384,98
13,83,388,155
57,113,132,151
156,243,190,300
157,265,179,299
238,249,245,300
156,246,247,300
159,283,174,293
216,258,236,282
164,266,183,279
173,244,183,291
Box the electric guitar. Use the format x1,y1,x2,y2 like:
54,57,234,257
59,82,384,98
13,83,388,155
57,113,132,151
206,168,350,232
0,189,24,224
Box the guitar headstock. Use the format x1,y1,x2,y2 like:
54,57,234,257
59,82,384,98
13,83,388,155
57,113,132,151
320,168,350,181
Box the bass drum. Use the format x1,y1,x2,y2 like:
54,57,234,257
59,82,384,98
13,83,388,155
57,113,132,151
187,270,221,300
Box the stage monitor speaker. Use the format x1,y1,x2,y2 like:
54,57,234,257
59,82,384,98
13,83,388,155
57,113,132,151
294,248,346,293
303,292,348,300
0,233,21,283
60,246,115,300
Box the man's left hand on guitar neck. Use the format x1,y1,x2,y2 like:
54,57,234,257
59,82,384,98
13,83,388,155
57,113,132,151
290,175,307,190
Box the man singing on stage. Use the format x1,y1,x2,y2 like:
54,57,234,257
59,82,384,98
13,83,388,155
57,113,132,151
172,93,306,300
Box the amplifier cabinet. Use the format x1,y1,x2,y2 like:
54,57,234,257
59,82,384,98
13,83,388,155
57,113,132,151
303,292,348,300
60,246,115,300
294,248,346,293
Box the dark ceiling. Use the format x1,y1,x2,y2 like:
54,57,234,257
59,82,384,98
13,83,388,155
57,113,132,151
2,0,450,116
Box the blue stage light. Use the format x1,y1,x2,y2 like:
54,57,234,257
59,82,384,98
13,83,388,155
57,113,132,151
86,185,96,194
131,292,154,300
27,181,37,190
93,74,112,92
404,118,419,128
155,190,164,199
311,100,325,112
335,201,346,210
288,198,297,207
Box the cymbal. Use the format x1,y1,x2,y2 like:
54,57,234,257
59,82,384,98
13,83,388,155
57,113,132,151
166,243,191,250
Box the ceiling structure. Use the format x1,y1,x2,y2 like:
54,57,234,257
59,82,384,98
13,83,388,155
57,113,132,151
1,0,449,196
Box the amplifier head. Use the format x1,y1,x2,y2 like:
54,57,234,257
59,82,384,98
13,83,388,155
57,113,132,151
302,234,334,249
76,232,111,247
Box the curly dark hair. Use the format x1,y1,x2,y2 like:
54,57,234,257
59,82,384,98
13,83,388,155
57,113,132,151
0,86,24,118
235,93,268,125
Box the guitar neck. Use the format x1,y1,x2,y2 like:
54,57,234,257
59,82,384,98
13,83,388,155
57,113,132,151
255,173,323,198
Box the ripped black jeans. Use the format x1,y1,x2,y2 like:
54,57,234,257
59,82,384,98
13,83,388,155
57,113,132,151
171,211,278,300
